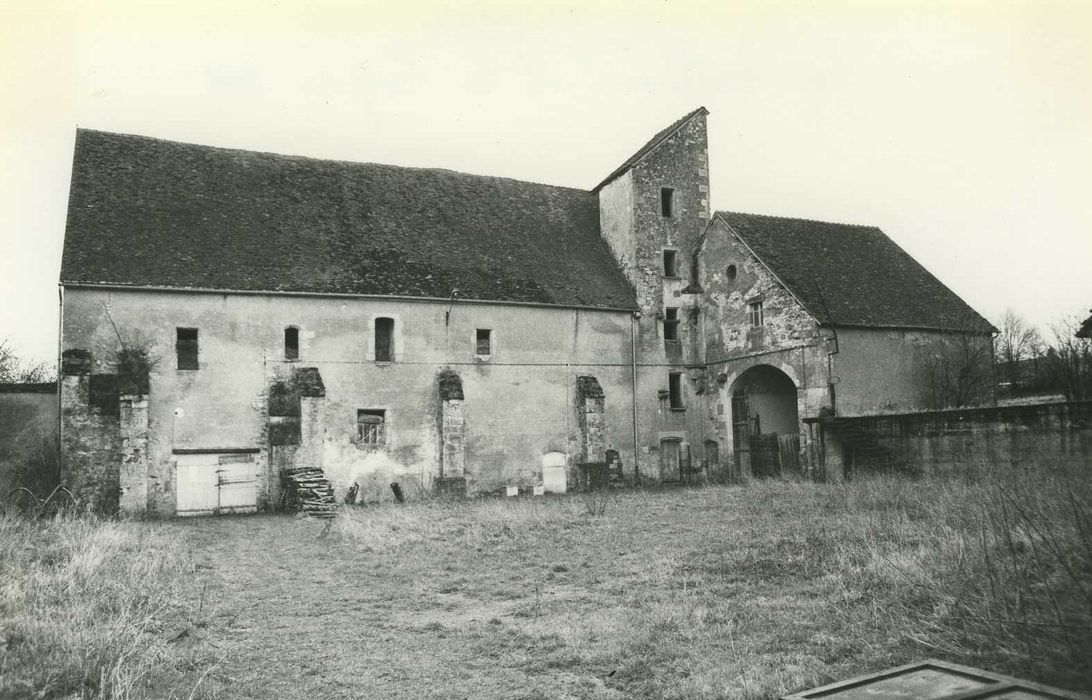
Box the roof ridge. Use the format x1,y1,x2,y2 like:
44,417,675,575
74,128,594,195
591,107,708,193
717,209,880,231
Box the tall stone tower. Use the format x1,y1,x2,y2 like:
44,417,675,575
594,107,712,480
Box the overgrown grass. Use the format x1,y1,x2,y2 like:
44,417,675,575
2,468,1089,698
0,510,211,699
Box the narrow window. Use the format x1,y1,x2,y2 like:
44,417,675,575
176,328,198,370
668,372,684,410
660,187,675,217
663,308,680,341
748,301,764,328
356,409,386,446
375,317,394,362
663,249,678,277
476,328,492,357
725,264,737,282
284,327,299,360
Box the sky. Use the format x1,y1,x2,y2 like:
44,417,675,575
2,0,1090,365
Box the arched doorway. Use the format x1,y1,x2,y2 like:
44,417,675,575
729,365,800,477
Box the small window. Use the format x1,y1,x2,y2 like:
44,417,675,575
475,328,492,357
356,409,386,446
660,187,675,217
668,372,684,410
749,301,764,327
725,264,737,282
375,317,394,362
176,328,198,370
663,308,680,341
663,249,678,277
284,327,299,360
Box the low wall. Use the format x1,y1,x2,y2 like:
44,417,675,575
820,400,1092,476
0,383,59,495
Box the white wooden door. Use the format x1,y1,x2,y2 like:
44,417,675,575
175,452,258,516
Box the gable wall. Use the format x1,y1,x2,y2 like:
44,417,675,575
61,287,639,512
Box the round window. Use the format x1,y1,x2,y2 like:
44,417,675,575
725,264,737,282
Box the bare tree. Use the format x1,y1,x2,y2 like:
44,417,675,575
915,330,995,409
0,338,55,383
1043,316,1092,401
995,309,1044,392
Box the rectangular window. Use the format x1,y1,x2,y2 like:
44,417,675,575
663,249,678,277
663,308,680,341
284,327,299,360
661,187,675,217
668,372,684,410
176,328,198,370
475,328,492,357
374,317,394,362
356,409,386,446
748,301,764,327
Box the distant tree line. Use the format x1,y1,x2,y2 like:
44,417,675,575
0,338,55,384
994,309,1092,402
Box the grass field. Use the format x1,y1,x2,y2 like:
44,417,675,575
3,470,1091,699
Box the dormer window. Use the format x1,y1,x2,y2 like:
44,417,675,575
661,188,675,217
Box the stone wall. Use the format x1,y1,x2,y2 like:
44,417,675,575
0,383,58,495
813,400,1092,478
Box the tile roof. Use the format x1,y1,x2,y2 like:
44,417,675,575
590,107,708,193
61,130,637,309
716,211,995,332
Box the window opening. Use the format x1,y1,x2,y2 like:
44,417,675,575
375,317,394,362
668,372,685,410
663,249,678,277
663,308,680,341
476,328,492,356
176,328,198,370
284,327,299,360
356,409,386,445
660,187,675,217
725,264,737,282
748,301,764,327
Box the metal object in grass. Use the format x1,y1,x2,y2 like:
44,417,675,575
781,658,1091,699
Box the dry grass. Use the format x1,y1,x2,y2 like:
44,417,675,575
0,510,214,699
2,467,1090,698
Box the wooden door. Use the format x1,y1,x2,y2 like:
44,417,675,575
660,439,681,481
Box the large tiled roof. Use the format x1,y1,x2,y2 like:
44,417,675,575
590,107,708,193
717,211,995,332
61,130,637,309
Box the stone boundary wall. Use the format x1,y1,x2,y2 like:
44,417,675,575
814,400,1092,477
0,383,59,495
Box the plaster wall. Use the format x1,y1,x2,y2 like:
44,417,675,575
833,328,994,416
61,287,640,512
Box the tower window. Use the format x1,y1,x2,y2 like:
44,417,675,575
176,328,198,370
668,372,685,410
375,317,394,362
663,249,678,277
284,327,299,360
664,308,680,341
475,329,492,357
661,188,675,217
749,301,764,327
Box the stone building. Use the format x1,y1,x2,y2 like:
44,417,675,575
57,107,994,515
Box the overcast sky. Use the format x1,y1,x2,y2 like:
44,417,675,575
2,0,1090,364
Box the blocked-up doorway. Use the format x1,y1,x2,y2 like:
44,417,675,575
729,365,800,477
174,450,259,516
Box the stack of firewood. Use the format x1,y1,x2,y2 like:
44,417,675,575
281,467,338,519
